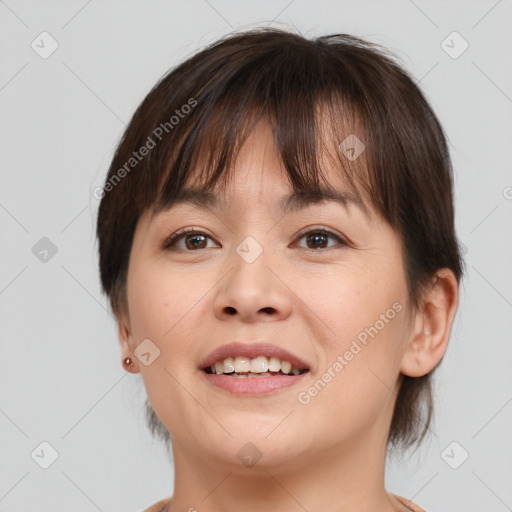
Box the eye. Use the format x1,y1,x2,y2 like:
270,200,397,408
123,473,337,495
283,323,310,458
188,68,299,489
162,228,218,251
293,227,348,250
163,226,348,251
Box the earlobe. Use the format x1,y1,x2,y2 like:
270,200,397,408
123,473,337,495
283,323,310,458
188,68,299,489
117,313,140,374
400,268,459,378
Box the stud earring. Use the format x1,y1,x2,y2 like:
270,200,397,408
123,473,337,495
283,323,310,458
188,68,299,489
123,356,134,368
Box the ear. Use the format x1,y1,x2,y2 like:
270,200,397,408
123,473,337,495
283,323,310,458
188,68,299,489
400,268,459,377
116,304,141,375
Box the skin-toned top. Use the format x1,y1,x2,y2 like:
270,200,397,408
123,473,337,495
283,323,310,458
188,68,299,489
141,494,427,512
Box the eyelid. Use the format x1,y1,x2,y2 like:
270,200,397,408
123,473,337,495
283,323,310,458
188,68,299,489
162,227,218,250
292,225,349,247
294,225,344,239
163,225,349,251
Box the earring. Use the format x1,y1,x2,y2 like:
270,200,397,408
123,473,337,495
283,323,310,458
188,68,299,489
123,356,134,368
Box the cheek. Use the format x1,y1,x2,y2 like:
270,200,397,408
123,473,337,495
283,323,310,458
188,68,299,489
126,262,210,344
125,264,213,436
298,261,406,348
295,314,407,443
295,263,408,410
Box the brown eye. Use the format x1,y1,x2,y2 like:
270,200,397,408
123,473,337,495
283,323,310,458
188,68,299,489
183,233,208,250
295,228,348,250
306,232,329,249
163,229,218,251
163,227,347,252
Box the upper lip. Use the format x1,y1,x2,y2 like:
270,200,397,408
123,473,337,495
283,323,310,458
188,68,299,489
199,342,311,371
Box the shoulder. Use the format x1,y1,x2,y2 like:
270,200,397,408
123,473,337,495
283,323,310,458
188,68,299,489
392,493,428,512
140,497,171,512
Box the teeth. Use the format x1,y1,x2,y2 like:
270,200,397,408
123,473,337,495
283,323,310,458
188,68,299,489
214,361,224,375
250,356,268,373
281,360,292,374
234,356,251,373
223,357,235,373
209,355,304,376
268,356,281,372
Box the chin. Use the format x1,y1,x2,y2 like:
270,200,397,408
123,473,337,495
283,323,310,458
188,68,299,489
194,425,308,471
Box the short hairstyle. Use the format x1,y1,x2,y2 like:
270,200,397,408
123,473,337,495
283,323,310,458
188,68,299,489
96,27,464,452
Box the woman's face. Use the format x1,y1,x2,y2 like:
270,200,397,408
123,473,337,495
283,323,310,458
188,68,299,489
121,120,415,471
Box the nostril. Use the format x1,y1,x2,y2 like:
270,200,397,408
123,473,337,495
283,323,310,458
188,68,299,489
225,307,237,315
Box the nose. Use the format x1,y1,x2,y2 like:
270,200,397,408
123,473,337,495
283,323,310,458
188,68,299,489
213,241,292,323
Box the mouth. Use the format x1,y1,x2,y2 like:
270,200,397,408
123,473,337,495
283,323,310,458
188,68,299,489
202,355,310,377
199,342,311,394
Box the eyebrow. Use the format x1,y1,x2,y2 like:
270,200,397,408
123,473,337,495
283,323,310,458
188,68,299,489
164,186,368,216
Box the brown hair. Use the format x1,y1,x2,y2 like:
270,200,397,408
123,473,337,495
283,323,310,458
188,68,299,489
96,27,464,452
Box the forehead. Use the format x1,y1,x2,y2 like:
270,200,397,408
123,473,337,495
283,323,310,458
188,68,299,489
157,119,372,220
167,120,370,215
157,184,370,220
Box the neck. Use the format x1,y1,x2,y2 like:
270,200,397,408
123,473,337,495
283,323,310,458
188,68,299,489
166,424,402,512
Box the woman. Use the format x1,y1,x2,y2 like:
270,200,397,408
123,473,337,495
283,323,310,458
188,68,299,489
96,28,462,512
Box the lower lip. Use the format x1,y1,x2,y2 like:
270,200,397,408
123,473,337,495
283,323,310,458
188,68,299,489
201,371,308,395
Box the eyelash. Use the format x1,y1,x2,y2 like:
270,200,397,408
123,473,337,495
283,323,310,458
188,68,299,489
162,226,349,251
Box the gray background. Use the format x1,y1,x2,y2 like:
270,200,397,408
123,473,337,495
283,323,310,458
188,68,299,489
0,1,511,511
